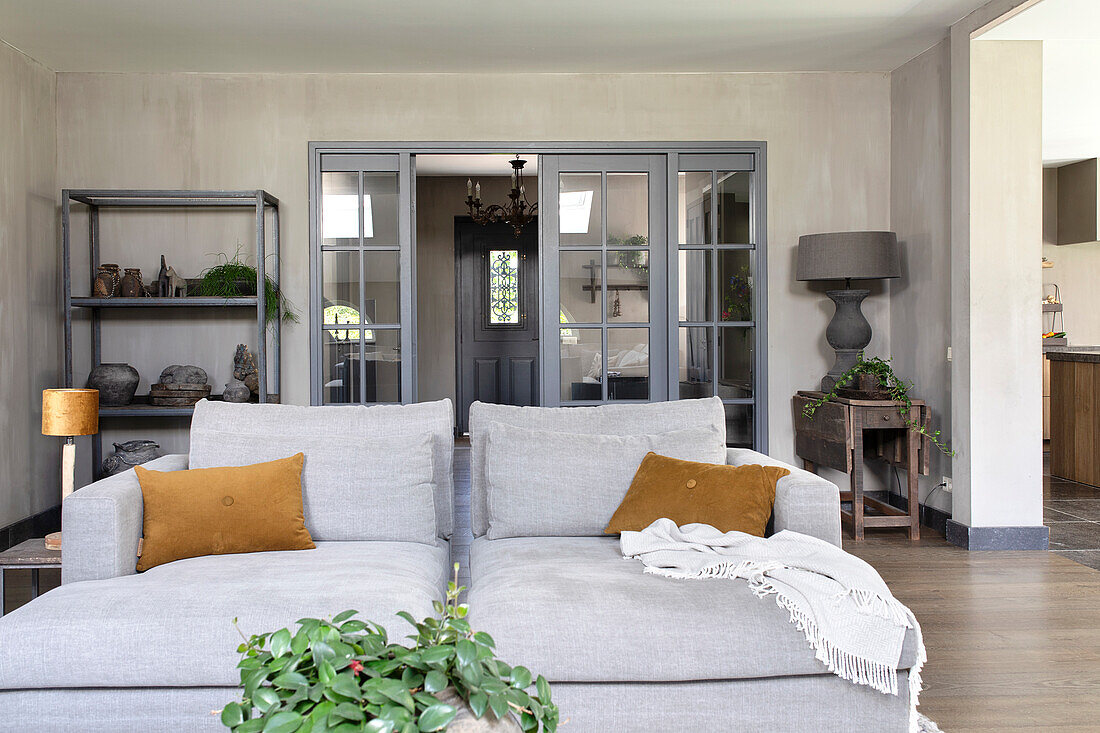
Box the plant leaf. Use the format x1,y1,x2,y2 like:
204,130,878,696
455,640,477,666
332,610,358,624
536,675,551,702
261,711,303,733
467,692,488,718
330,673,364,701
269,629,292,658
510,665,532,690
332,702,365,723
251,687,281,714
220,702,244,728
417,704,457,732
422,670,447,693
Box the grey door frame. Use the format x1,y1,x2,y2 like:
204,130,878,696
308,141,767,451
540,153,668,406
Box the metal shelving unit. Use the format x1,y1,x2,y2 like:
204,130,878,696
62,189,281,473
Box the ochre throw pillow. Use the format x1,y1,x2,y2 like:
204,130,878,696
604,452,790,537
134,453,314,572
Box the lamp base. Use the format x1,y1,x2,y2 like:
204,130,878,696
45,532,62,551
822,288,872,392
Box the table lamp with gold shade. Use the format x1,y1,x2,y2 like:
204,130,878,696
41,388,99,550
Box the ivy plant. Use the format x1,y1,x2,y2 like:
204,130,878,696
221,564,557,733
801,355,955,457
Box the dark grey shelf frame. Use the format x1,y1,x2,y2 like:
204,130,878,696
61,189,281,474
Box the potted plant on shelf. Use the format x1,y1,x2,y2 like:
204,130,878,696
801,355,955,456
220,565,558,733
197,246,298,326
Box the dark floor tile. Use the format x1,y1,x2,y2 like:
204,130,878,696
1048,521,1100,551
1045,506,1085,524
1053,550,1100,571
1047,483,1100,500
1048,500,1100,521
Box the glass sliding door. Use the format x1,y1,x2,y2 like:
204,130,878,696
541,155,667,405
672,153,765,449
311,153,415,404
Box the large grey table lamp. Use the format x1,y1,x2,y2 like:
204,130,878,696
797,231,900,391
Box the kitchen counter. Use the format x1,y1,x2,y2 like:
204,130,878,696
1047,349,1100,364
1049,354,1100,487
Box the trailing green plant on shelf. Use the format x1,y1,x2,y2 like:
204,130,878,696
220,564,558,733
197,246,298,326
801,355,955,457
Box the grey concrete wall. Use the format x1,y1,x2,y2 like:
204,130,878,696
54,71,892,467
890,39,954,515
0,42,59,529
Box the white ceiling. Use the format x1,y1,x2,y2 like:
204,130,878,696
0,0,993,73
416,154,537,177
982,0,1100,165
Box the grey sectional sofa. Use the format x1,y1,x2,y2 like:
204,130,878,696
466,397,920,733
0,399,456,732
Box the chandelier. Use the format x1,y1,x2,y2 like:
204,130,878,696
465,155,539,238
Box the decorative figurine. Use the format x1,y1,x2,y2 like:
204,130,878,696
233,344,260,394
222,378,251,403
102,440,162,476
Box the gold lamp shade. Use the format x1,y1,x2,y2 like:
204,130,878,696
42,389,99,436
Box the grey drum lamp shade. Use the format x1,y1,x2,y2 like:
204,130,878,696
796,231,901,281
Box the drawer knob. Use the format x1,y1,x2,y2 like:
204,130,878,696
883,415,890,421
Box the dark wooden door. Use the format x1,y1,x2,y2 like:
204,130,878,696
455,218,539,432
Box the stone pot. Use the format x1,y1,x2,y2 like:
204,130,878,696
87,362,140,406
222,379,251,403
102,440,162,476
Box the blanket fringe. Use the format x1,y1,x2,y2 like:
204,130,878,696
643,560,926,733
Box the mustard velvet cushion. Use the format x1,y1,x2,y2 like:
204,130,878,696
605,452,790,536
134,453,315,572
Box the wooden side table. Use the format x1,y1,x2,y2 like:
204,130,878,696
0,539,62,617
793,392,930,540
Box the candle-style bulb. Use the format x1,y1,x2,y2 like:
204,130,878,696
475,182,481,199
467,178,472,197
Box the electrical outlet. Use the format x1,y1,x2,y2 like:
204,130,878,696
946,346,953,362
942,476,953,493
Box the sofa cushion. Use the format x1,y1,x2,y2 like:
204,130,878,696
469,397,726,536
187,430,437,544
135,454,315,571
0,541,449,689
485,425,726,539
189,399,455,538
604,453,789,536
466,536,921,683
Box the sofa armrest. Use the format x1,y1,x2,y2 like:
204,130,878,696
726,448,842,547
61,454,189,584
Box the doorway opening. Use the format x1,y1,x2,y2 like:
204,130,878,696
414,154,541,432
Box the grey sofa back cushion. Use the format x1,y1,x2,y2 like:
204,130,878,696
188,399,455,539
469,397,726,536
188,429,437,544
484,423,726,538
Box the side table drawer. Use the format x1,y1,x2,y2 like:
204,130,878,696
862,406,908,428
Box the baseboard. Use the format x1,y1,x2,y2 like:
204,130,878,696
0,506,62,552
864,491,951,536
945,520,1049,551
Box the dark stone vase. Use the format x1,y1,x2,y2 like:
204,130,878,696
822,288,872,392
102,440,162,476
87,362,140,406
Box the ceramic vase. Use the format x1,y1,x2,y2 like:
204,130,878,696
87,362,140,406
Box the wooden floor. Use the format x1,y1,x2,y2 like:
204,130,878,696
846,530,1100,732
7,441,1100,731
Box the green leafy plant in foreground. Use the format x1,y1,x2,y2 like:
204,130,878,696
198,246,298,326
221,564,558,733
802,355,955,457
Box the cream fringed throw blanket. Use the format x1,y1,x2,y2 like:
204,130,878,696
621,519,926,733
